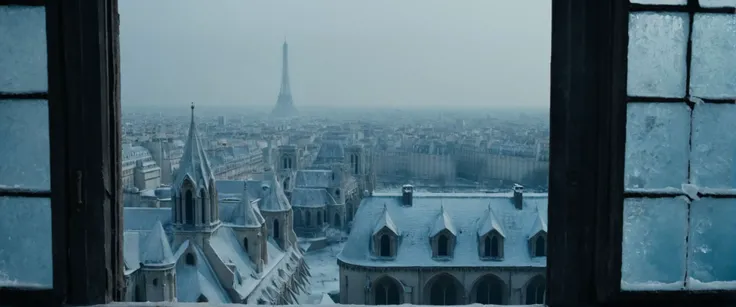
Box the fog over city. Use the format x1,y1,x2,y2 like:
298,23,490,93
120,0,552,109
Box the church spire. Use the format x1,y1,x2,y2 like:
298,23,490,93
173,103,218,227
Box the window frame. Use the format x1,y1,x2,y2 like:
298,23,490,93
548,0,736,306
0,0,122,305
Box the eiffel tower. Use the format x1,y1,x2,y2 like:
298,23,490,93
271,41,299,118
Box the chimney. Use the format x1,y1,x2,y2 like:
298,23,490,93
513,184,524,210
402,184,414,206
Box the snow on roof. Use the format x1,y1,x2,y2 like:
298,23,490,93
217,179,263,201
295,170,333,188
173,104,216,192
372,204,399,236
477,205,506,237
140,220,175,266
259,172,292,212
290,188,332,208
529,211,548,236
339,194,547,268
429,205,457,237
123,232,141,274
229,182,264,228
208,227,259,298
175,242,232,303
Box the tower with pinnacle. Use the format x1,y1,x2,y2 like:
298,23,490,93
271,41,299,118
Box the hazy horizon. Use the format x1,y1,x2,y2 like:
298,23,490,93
120,0,552,109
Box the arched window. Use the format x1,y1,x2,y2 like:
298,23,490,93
373,277,401,305
491,236,500,258
306,211,311,226
334,213,341,227
335,189,340,197
535,236,546,257
282,157,288,169
380,234,391,257
429,275,459,305
152,278,159,287
200,189,207,224
317,212,322,225
283,177,290,191
473,275,505,304
243,237,249,252
185,190,194,224
484,236,492,257
273,219,280,239
197,294,209,302
185,253,196,265
526,276,546,304
437,235,449,257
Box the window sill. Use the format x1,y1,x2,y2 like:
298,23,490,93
94,304,545,307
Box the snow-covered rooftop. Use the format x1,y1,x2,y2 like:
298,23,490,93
339,193,548,268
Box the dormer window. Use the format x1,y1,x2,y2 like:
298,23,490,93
430,206,456,259
478,206,505,260
372,204,399,258
185,253,196,265
528,212,547,258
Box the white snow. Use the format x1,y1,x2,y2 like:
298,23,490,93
699,0,736,6
687,277,736,290
621,280,684,291
303,242,345,297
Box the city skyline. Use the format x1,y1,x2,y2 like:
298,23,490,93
119,0,551,109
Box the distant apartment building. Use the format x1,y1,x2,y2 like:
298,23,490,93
122,144,161,190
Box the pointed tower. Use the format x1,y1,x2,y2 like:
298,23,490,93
271,41,298,118
139,221,177,302
172,103,220,244
258,170,296,248
231,181,268,273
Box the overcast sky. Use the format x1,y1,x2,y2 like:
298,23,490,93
120,0,551,109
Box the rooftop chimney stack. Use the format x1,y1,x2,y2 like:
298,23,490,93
402,184,414,207
513,184,524,210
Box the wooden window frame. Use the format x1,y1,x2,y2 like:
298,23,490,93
549,0,736,306
2,0,733,306
0,0,122,306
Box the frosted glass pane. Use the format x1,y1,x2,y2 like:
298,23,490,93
0,7,47,92
622,197,687,290
699,0,736,7
0,100,50,190
689,14,736,99
627,13,689,98
690,104,736,188
688,198,736,290
0,197,52,288
625,103,690,189
631,0,686,3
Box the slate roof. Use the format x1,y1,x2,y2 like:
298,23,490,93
338,192,548,268
294,170,333,188
258,172,292,212
173,105,216,191
290,188,335,208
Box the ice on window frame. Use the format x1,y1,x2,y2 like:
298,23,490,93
690,104,736,189
627,12,689,98
0,100,50,190
624,103,690,190
0,197,52,288
621,197,688,290
689,14,736,99
687,198,736,289
0,6,48,93
699,0,736,7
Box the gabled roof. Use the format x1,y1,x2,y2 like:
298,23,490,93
528,210,547,237
338,192,547,268
258,171,291,212
477,204,505,238
141,220,175,266
294,170,333,188
429,205,457,237
372,204,398,236
173,104,216,191
290,188,334,208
